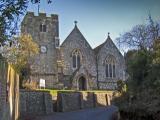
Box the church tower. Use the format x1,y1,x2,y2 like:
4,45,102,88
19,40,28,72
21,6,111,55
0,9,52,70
21,12,60,88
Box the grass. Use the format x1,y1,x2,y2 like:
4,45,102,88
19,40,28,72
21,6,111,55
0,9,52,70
37,89,75,96
37,89,114,96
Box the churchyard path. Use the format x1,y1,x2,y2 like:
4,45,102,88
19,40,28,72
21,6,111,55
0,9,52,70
35,105,118,120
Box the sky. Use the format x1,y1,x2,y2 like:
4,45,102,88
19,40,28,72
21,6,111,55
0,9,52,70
27,0,160,48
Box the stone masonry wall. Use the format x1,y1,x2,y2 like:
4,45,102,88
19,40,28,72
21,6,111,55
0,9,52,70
30,74,58,89
97,38,125,90
20,90,53,117
21,12,59,88
57,92,81,112
80,92,95,109
57,91,113,112
19,91,113,114
60,26,97,90
0,57,7,120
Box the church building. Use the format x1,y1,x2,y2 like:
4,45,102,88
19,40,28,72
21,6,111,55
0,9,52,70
21,12,125,90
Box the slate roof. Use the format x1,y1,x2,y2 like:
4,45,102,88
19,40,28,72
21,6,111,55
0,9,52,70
94,35,124,58
94,35,112,55
61,23,123,58
61,24,93,50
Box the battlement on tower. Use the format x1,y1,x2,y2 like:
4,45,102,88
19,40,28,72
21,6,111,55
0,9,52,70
26,11,34,16
24,11,58,21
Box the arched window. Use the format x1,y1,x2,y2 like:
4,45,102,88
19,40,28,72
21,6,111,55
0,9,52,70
72,50,81,69
105,55,116,78
40,24,46,32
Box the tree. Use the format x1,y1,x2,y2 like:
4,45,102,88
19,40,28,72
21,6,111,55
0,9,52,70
0,0,52,44
113,14,160,119
152,37,160,64
117,80,127,94
0,0,28,43
125,49,152,90
117,15,160,50
145,37,160,88
2,34,39,73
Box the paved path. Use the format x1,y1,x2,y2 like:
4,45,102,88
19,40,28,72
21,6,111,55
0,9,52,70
35,106,118,120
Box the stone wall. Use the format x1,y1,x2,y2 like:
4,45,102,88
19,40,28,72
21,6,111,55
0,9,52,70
96,37,125,90
57,92,81,112
19,90,114,115
20,90,53,117
57,91,113,112
30,74,58,89
0,57,8,120
21,12,59,88
81,92,95,109
60,25,97,90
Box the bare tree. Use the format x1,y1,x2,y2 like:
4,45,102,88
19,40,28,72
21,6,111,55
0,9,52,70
117,15,160,51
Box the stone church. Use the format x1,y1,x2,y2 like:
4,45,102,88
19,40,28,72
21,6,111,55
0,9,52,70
21,12,125,90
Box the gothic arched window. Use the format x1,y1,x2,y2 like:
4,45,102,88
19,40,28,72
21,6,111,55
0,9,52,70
40,24,46,32
72,50,81,69
105,55,116,78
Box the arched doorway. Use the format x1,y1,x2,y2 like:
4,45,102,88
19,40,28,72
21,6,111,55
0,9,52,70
78,76,86,90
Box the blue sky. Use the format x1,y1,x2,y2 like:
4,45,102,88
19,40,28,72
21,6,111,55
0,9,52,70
27,0,160,48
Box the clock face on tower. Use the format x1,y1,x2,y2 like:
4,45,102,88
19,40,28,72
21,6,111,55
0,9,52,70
40,46,47,53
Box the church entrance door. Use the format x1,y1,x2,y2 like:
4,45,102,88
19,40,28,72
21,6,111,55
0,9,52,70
78,76,86,90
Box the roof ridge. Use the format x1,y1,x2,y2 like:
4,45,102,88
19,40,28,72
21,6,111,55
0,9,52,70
61,22,93,50
94,34,111,54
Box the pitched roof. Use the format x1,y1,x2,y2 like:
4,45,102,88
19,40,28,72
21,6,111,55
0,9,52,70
94,35,112,54
61,24,80,46
61,24,93,50
94,35,124,58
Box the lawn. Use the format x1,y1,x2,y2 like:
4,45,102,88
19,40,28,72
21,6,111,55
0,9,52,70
37,89,114,96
